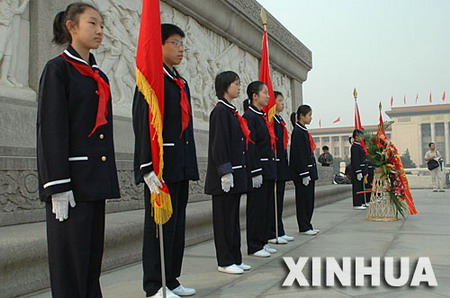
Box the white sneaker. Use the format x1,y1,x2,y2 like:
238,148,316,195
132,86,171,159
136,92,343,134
281,235,294,241
353,205,367,210
268,237,288,244
218,264,244,274
251,249,271,257
432,189,438,192
312,229,320,233
237,263,251,271
439,189,445,192
264,244,277,254
172,285,196,297
299,229,318,236
150,287,180,298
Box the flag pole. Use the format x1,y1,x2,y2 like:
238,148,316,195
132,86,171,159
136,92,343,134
260,7,279,243
158,223,167,298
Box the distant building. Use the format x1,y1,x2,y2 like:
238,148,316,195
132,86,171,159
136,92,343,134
386,104,450,167
309,125,391,159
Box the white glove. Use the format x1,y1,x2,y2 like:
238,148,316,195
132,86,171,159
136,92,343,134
221,173,234,192
302,176,311,186
252,175,263,189
51,190,76,222
357,173,363,181
144,171,163,194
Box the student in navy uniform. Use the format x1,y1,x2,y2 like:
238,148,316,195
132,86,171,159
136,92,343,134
133,24,199,298
350,129,368,210
37,3,120,297
243,81,277,258
289,105,319,236
205,71,253,275
268,91,294,244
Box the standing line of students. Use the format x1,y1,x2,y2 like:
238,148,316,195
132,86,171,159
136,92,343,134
37,3,321,296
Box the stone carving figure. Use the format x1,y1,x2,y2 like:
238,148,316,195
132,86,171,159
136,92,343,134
0,0,30,87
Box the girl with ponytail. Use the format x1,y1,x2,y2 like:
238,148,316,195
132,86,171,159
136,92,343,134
37,3,119,297
289,105,319,236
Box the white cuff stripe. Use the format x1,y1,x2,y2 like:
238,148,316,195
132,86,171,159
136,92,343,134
299,171,309,176
140,161,153,170
232,165,243,170
260,158,269,161
251,168,262,173
163,143,175,147
356,170,362,173
43,178,71,189
308,164,313,167
68,156,88,161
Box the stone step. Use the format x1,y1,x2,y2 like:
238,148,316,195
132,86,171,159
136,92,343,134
0,185,351,298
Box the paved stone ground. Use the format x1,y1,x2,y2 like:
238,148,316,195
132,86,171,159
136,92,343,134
27,189,450,297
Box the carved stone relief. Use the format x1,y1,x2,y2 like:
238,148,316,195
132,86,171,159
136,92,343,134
0,0,30,90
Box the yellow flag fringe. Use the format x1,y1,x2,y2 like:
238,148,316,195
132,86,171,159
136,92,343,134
136,68,172,225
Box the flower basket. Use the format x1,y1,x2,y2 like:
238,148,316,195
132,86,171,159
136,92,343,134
366,167,398,221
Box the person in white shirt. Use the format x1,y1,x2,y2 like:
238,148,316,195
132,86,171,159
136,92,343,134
424,142,445,192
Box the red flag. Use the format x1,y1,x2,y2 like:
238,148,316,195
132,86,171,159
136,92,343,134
390,96,394,107
415,93,418,104
442,91,446,101
332,117,341,124
429,92,432,103
403,95,406,105
135,0,172,224
258,23,276,151
354,102,362,129
319,119,322,128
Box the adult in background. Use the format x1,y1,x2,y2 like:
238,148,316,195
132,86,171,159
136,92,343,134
318,145,333,167
424,142,445,192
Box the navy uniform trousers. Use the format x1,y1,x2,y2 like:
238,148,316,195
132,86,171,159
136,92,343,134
46,200,105,298
294,180,316,232
246,180,275,254
143,181,188,296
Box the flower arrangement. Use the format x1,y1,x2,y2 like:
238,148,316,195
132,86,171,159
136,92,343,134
364,117,418,218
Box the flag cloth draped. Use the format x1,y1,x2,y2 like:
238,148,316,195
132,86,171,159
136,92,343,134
333,117,341,124
354,100,368,155
442,91,446,102
390,96,394,107
259,28,277,151
429,93,433,103
135,0,172,225
415,93,418,104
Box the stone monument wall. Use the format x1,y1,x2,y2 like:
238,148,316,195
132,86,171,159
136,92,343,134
0,0,312,227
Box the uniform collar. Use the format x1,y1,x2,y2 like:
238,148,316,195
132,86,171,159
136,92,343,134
354,141,361,146
296,122,308,131
249,105,266,116
274,114,284,124
64,45,98,69
218,99,237,110
163,64,180,79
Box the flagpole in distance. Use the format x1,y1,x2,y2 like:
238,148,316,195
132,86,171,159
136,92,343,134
354,88,368,205
260,7,279,244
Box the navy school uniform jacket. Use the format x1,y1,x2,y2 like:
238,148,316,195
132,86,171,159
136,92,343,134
243,105,277,181
289,122,318,181
204,99,249,195
37,45,120,202
274,115,290,181
351,142,368,176
133,64,199,184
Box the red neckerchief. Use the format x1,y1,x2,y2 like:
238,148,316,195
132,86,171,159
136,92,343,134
61,52,110,137
265,118,277,152
217,100,254,149
164,67,191,137
278,116,289,150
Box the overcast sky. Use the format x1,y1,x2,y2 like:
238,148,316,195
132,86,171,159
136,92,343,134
257,0,450,128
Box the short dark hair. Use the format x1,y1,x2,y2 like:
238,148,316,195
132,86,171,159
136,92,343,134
352,129,364,139
247,81,266,104
274,91,283,98
161,23,185,44
215,71,240,98
429,142,435,147
322,146,329,151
